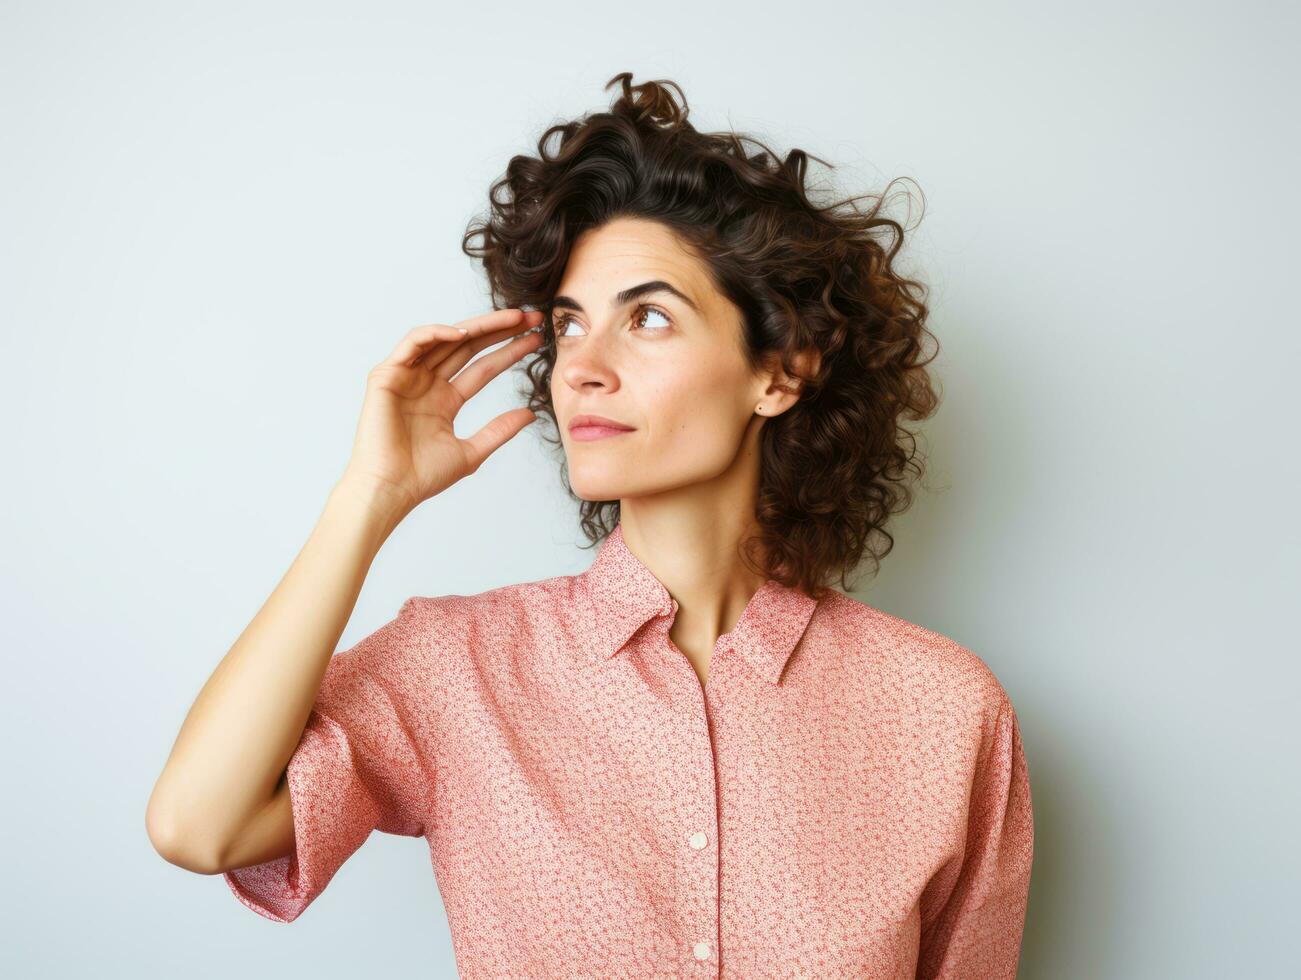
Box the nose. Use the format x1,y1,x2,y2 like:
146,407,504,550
557,330,622,394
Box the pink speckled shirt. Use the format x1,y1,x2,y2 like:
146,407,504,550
224,522,1033,978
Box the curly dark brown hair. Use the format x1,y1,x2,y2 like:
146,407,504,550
462,72,941,597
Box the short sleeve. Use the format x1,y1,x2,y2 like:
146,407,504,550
223,597,433,923
917,694,1035,980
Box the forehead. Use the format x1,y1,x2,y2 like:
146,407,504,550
557,218,713,304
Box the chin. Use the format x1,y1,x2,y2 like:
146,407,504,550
568,476,633,502
566,460,650,501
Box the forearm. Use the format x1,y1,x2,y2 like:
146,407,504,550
145,478,409,870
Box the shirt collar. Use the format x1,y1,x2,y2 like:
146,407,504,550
576,522,821,685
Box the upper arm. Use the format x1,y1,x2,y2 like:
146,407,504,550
219,597,434,922
917,693,1035,979
216,770,296,874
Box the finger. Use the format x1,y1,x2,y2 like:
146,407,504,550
382,323,471,369
450,307,539,340
460,407,539,473
430,313,544,377
387,308,539,370
430,319,543,377
447,330,545,401
423,309,543,373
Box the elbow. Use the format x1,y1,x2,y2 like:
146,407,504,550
145,792,225,875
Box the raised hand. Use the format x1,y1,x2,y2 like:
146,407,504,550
339,307,546,520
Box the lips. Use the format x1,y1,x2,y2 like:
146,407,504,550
568,413,636,442
568,414,635,433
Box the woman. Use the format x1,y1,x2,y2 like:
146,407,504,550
148,73,1033,979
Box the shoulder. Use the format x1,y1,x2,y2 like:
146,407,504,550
400,572,584,662
404,571,578,626
815,589,1013,722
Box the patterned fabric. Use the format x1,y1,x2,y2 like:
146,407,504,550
223,521,1034,978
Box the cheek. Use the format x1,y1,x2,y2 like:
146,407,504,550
642,359,748,448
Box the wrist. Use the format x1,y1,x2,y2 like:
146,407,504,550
328,476,413,536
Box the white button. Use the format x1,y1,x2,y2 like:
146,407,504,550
689,831,707,849
693,941,711,960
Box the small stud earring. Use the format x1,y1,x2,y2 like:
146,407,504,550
756,405,764,414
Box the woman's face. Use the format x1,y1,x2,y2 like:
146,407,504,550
550,216,773,504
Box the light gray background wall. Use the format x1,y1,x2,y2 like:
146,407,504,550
2,1,1296,977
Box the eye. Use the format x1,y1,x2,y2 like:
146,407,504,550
551,304,673,338
552,312,581,337
633,305,672,332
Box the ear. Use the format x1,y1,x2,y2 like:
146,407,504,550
788,347,821,388
755,347,821,418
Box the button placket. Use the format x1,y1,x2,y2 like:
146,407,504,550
656,604,721,974
674,651,720,973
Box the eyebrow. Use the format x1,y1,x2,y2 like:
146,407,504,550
550,280,701,316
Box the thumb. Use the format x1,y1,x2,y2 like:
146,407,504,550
461,407,538,472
